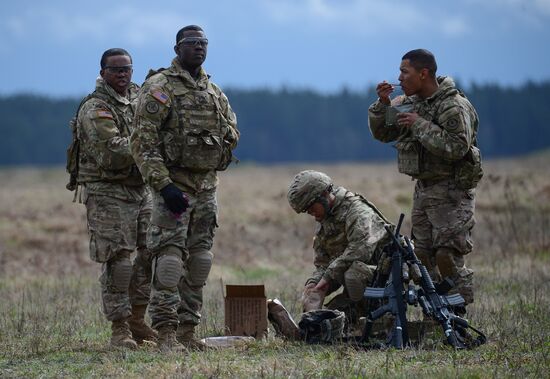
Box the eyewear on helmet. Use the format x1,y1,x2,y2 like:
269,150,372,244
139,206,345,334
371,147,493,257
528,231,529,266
178,37,209,47
104,65,133,74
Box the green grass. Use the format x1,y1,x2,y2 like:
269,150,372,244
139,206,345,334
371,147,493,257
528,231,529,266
1,264,549,378
1,163,549,378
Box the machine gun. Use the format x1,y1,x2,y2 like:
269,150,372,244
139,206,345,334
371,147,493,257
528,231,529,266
362,214,486,349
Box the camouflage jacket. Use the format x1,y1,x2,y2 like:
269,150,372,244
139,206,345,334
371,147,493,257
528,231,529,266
368,76,479,181
307,187,391,285
130,58,239,194
77,78,146,200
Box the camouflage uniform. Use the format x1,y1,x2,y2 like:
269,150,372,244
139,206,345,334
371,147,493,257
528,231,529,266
77,77,153,321
368,76,480,304
306,187,391,307
130,58,239,330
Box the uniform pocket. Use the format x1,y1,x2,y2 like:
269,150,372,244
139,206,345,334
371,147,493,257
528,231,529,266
395,140,421,176
89,233,116,262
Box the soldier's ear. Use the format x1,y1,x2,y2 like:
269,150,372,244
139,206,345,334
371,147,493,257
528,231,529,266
420,68,429,80
100,69,105,78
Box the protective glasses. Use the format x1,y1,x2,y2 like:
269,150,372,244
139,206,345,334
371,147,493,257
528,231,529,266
177,37,209,47
104,65,133,74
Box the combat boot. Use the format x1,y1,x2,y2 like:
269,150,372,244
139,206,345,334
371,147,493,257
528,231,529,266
267,298,300,340
111,318,138,350
157,325,186,353
128,304,158,344
176,324,209,351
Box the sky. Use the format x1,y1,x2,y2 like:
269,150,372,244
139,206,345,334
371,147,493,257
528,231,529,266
1,0,550,97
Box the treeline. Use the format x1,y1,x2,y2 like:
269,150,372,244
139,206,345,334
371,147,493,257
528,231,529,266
1,81,549,165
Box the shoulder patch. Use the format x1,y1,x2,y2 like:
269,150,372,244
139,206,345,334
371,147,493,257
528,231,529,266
151,90,169,104
146,101,160,114
96,109,114,119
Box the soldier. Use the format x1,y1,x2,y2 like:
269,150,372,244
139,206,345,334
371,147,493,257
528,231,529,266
286,170,391,321
130,25,239,352
76,48,156,349
368,49,482,311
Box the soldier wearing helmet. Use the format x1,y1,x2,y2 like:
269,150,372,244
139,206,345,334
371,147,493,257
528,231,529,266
287,170,392,321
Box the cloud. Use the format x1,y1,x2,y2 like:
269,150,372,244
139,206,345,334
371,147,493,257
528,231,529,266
2,5,195,47
260,0,470,37
440,17,470,37
534,0,550,15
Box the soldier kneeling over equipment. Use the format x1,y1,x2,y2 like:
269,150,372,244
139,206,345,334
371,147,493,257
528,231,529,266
268,170,393,341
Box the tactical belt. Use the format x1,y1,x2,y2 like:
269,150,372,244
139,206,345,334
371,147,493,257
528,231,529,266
417,178,451,188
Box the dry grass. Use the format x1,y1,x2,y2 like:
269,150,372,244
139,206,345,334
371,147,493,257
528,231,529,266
0,156,549,378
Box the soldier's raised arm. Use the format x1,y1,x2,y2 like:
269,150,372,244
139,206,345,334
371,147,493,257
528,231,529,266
368,82,404,143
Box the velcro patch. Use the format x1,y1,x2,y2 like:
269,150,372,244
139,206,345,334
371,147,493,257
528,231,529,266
446,117,460,130
152,90,169,104
96,110,113,119
146,101,160,114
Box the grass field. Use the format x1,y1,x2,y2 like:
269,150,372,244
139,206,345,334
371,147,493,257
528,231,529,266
0,156,549,378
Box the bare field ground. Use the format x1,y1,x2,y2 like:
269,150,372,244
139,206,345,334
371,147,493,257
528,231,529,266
0,157,549,378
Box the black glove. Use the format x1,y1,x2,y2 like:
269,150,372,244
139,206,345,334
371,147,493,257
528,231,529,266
160,183,189,215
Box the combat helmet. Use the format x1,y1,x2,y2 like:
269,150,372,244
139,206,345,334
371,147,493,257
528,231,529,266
298,309,346,344
287,170,333,213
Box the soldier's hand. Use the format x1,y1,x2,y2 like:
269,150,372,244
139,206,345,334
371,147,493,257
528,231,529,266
376,81,395,105
396,112,419,128
160,183,190,215
313,278,329,293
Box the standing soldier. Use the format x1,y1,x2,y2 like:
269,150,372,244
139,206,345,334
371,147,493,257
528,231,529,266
368,49,483,312
130,25,239,352
74,48,156,349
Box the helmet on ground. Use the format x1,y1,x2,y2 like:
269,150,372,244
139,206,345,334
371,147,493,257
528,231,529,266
287,170,333,213
298,309,346,344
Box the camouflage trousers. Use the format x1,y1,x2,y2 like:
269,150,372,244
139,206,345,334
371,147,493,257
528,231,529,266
147,188,217,330
412,179,475,304
84,191,153,321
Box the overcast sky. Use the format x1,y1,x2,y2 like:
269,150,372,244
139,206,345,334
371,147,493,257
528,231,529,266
2,0,549,97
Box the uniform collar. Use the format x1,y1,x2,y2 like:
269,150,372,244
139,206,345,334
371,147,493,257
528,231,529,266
424,76,458,103
168,58,210,89
323,186,348,220
95,77,134,105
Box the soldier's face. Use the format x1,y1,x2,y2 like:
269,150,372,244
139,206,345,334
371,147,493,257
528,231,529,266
307,202,326,222
175,30,208,69
398,59,423,96
100,55,133,96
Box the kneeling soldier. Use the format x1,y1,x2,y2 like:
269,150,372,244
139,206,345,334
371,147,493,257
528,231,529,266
287,171,392,324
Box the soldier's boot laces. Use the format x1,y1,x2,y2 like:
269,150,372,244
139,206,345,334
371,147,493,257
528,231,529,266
111,318,138,350
176,324,209,351
267,298,300,340
128,304,158,344
157,326,186,353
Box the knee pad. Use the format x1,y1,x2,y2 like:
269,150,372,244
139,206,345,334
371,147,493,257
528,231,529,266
344,262,374,302
187,250,213,287
435,247,462,279
110,257,133,291
155,254,183,290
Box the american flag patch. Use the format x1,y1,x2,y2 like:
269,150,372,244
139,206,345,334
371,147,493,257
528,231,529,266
152,90,169,104
96,110,113,119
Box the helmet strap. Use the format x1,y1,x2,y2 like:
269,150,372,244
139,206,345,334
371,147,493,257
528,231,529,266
316,186,333,218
